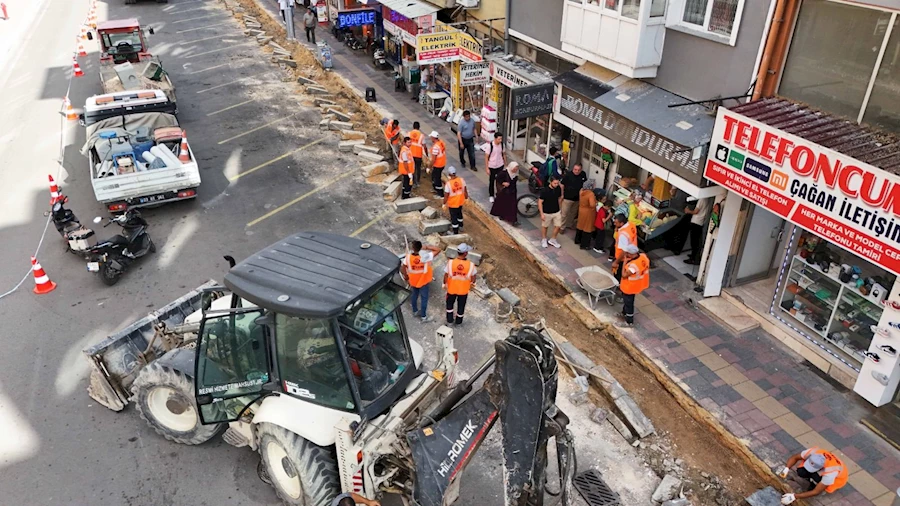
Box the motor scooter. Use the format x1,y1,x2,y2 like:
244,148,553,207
85,211,155,286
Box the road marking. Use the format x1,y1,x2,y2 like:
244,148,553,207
170,6,215,14
247,172,354,227
187,62,230,74
207,98,257,116
183,42,252,59
350,210,393,237
218,113,297,144
179,34,225,45
176,21,229,33
173,14,221,23
196,74,259,93
229,138,326,181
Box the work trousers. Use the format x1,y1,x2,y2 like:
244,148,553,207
413,157,423,186
401,174,412,199
449,206,463,233
622,293,635,324
446,293,468,324
305,27,316,44
432,166,445,197
795,468,822,491
458,137,476,170
488,166,503,198
410,284,430,317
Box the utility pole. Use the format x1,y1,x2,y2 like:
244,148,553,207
285,3,296,40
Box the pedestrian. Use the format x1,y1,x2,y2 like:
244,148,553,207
456,110,477,172
401,240,441,323
490,162,519,225
443,167,468,234
428,131,446,197
409,121,425,188
278,0,289,22
610,213,638,282
778,447,848,503
617,244,649,327
683,196,710,265
540,146,562,183
627,191,645,227
559,163,587,232
574,180,597,250
303,6,317,43
539,176,563,249
383,119,401,157
331,492,381,506
444,243,476,325
485,132,506,203
398,136,414,199
593,198,613,254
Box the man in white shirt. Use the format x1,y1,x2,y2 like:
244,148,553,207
684,197,710,265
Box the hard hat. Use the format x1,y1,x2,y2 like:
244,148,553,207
623,244,639,254
429,130,440,138
457,243,470,253
447,166,457,175
803,453,826,473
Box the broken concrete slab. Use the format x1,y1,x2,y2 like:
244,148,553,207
353,144,379,154
257,36,273,45
614,394,655,439
297,76,318,86
420,206,439,219
383,181,401,202
651,474,681,504
381,172,400,187
394,197,428,214
496,288,520,307
329,120,353,131
745,487,781,506
607,411,635,442
419,219,451,235
472,278,493,299
269,41,289,53
318,119,331,130
589,406,609,425
306,86,331,95
360,162,389,177
339,140,365,152
661,499,690,506
247,29,264,36
357,151,384,163
439,234,471,247
278,58,297,68
342,130,367,141
314,97,336,107
328,108,353,122
558,342,596,371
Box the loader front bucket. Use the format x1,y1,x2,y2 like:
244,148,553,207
83,280,219,411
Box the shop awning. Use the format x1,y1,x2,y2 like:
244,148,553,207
376,0,439,19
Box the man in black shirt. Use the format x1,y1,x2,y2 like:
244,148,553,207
539,177,563,248
560,163,588,232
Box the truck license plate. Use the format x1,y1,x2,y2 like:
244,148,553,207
139,194,168,204
87,262,100,272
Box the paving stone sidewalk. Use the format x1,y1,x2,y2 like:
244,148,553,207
251,2,900,503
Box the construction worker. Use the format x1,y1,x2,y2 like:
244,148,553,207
444,243,476,325
398,137,414,199
400,240,441,323
429,131,447,197
443,167,468,235
618,244,649,327
778,447,849,504
383,119,401,157
610,213,638,283
409,121,425,188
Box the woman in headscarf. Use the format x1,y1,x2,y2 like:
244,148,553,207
490,162,519,225
574,179,597,250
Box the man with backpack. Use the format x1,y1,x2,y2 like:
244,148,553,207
540,147,562,184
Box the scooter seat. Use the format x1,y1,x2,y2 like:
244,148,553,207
67,226,95,240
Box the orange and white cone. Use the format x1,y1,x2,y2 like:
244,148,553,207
178,131,191,163
31,257,57,295
77,37,87,57
62,97,77,121
49,175,62,205
72,57,84,78
89,13,97,29
80,26,88,40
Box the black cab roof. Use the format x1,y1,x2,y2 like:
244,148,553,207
224,232,401,318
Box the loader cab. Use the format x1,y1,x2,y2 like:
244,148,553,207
97,19,150,64
193,232,419,426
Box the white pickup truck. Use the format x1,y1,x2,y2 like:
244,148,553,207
80,90,201,212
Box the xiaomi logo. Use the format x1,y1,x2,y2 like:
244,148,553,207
770,170,789,191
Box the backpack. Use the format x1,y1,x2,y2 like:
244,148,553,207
540,156,557,182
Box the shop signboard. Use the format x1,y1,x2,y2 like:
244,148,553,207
381,6,425,46
490,61,532,88
510,82,554,120
558,86,703,185
336,9,376,29
460,62,490,86
416,32,460,64
458,32,483,63
706,107,900,276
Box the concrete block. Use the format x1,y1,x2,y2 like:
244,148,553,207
353,144,379,154
661,500,691,506
245,22,262,29
342,130,367,141
321,114,335,122
558,342,595,371
328,108,353,122
589,406,609,426
247,29,264,36
497,288,521,307
269,41,289,53
588,364,616,386
314,97,336,107
607,411,635,442
338,140,365,152
439,234,471,247
360,162,389,177
651,475,682,504
420,206,439,219
329,120,353,131
614,394,655,439
394,197,428,214
306,86,331,95
606,380,627,401
278,58,297,68
357,151,384,163
318,119,331,130
419,219,451,235
297,76,319,86
381,172,400,187
383,181,401,201
257,36,273,45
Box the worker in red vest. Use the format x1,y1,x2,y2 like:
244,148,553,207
401,240,442,323
618,244,649,327
409,121,425,188
778,447,849,503
444,243,476,325
398,137,414,199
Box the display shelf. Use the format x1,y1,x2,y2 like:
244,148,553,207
794,255,886,307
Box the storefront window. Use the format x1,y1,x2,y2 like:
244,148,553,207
777,230,895,365
621,0,640,19
615,156,641,187
862,17,900,133
650,0,666,17
526,114,550,158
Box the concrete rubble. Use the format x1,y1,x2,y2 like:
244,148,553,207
652,474,682,504
360,162,389,177
394,197,428,214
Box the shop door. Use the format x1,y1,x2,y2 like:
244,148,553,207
734,205,786,284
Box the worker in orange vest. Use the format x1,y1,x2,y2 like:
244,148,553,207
383,119,401,157
778,447,849,503
444,243,476,325
409,121,425,188
610,212,638,283
429,131,447,197
443,166,468,235
401,240,442,323
618,244,649,327
398,137,414,199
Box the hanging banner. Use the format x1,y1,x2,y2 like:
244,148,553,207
416,32,460,64
460,62,490,86
706,107,900,276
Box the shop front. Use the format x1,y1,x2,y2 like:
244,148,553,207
332,7,380,50
486,57,555,165
703,97,900,407
377,0,437,87
414,26,485,115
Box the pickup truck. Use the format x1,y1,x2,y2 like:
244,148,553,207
80,90,201,213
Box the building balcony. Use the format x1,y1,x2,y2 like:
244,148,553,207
561,0,666,78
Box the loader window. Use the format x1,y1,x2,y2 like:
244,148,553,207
275,315,355,411
103,31,143,54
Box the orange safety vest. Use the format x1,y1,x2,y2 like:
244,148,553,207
799,448,849,494
409,130,424,158
399,146,414,175
620,253,650,295
405,253,433,288
614,222,638,259
431,140,447,168
446,258,475,295
445,177,466,208
384,124,400,145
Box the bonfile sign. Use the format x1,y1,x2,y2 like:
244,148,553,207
705,108,900,275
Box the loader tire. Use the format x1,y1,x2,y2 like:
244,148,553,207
257,422,340,506
132,363,222,445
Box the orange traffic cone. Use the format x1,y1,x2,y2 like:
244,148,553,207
31,257,57,295
49,175,62,205
77,37,87,57
178,131,191,162
80,26,88,40
62,97,77,121
89,13,97,28
72,57,84,78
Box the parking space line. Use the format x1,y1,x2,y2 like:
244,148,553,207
229,138,326,181
247,172,354,227
169,5,213,14
180,34,225,45
197,74,259,93
173,14,222,23
184,42,253,59
350,210,393,237
176,22,229,34
207,98,257,116
188,63,230,74
218,113,297,144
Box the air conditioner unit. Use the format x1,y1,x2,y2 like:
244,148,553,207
457,0,479,8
